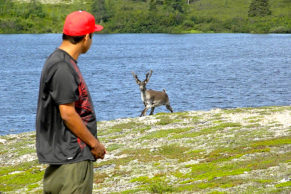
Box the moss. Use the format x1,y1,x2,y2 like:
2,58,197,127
275,180,291,188
0,162,44,192
210,113,224,121
0,161,38,176
204,145,271,163
187,149,205,155
29,134,36,138
112,169,130,178
172,112,202,123
181,162,249,183
156,144,190,161
223,108,246,114
255,179,273,184
131,174,174,193
132,125,151,133
148,181,174,193
27,183,40,191
251,137,291,148
173,112,191,119
248,119,263,123
101,121,147,135
175,177,244,192
115,148,163,163
173,122,241,140
143,127,192,140
110,121,144,130
208,191,227,194
202,122,241,135
265,106,291,112
117,188,146,194
16,147,35,156
131,176,151,183
94,172,109,184
106,144,124,152
210,122,242,130
156,115,173,125
238,151,291,170
94,156,133,170
244,123,261,128
173,149,290,191
155,112,170,116
172,131,203,139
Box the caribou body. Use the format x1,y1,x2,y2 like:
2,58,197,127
132,70,173,117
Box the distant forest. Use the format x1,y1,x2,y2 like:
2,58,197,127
0,0,290,33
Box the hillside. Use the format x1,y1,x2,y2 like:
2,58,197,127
0,106,290,193
0,0,290,33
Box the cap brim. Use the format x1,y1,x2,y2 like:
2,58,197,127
95,24,104,32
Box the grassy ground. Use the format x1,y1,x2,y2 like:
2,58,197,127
0,106,290,193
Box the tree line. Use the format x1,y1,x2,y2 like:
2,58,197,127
0,0,290,34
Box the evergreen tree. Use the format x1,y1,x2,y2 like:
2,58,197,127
248,0,272,17
164,0,186,13
149,0,157,11
92,0,111,23
28,0,45,18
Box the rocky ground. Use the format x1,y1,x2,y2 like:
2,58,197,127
0,106,291,193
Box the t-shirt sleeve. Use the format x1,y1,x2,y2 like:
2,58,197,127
50,62,79,105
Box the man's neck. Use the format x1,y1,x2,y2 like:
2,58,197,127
58,41,82,61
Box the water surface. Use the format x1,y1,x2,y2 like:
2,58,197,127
0,33,290,135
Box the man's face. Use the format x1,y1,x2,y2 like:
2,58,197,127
82,33,93,54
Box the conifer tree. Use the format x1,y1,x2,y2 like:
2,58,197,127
248,0,272,17
92,0,111,23
164,0,186,13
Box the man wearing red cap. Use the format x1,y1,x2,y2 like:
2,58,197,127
36,11,106,193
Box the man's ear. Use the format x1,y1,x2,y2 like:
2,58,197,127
84,34,90,41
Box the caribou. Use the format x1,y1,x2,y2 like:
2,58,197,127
132,70,173,117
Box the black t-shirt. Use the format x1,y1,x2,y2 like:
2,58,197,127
36,49,97,164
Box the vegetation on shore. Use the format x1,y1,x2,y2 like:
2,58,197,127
0,0,290,34
0,106,290,193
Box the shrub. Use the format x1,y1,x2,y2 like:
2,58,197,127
269,26,291,33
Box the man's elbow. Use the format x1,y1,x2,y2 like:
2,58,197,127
59,103,77,122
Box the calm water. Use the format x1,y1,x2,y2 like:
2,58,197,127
0,33,290,135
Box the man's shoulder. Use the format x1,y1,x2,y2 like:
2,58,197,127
45,49,68,66
43,49,74,73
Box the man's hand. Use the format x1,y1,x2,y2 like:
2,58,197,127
91,141,106,160
59,102,106,160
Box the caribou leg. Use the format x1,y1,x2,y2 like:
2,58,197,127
166,104,173,113
149,107,155,115
140,107,149,117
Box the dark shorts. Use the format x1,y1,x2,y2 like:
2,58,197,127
43,161,93,194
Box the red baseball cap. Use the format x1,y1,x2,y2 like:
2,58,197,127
63,11,103,36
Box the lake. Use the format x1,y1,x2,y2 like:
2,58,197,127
0,33,290,135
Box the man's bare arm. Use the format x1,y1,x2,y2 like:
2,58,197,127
59,102,106,159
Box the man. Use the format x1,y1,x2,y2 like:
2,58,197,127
36,11,106,194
